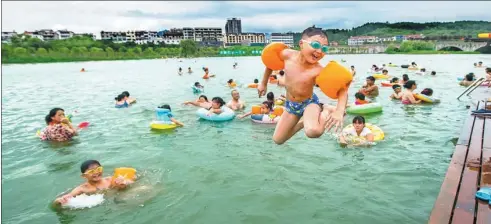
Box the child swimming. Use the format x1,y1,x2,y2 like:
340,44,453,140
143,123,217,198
459,73,475,87
350,65,356,77
339,116,375,146
359,76,379,97
238,101,274,119
354,92,369,105
178,67,183,75
122,91,136,104
209,97,227,114
257,26,347,144
193,82,204,93
115,94,130,108
53,160,133,206
389,84,402,100
188,67,193,74
400,74,409,85
227,79,237,87
401,80,421,104
156,104,184,126
390,77,399,83
183,95,212,109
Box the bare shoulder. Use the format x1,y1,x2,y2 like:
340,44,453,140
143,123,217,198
280,49,297,60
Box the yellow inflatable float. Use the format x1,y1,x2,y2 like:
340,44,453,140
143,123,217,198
372,74,390,79
478,33,491,39
112,167,137,184
343,123,385,142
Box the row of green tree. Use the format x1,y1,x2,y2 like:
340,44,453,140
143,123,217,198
385,41,436,53
2,35,266,63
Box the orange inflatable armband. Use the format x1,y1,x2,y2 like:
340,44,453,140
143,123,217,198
252,105,261,114
315,61,353,99
113,167,137,182
261,42,288,70
272,107,284,116
248,83,258,88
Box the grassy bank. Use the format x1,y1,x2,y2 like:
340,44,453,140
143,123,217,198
385,50,481,55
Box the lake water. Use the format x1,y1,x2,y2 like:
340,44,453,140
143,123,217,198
2,54,491,224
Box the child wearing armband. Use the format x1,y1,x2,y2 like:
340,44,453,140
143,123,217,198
258,26,351,145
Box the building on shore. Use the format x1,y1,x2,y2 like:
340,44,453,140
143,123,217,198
154,28,184,45
225,18,242,35
56,30,74,40
348,36,378,45
193,27,223,47
101,31,127,43
1,31,18,43
224,32,265,46
270,33,295,47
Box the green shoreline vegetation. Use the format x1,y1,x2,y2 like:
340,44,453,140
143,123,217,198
3,20,490,64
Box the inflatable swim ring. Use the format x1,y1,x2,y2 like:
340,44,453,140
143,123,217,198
400,65,409,69
381,82,395,87
414,93,440,104
192,86,203,93
373,74,390,79
261,42,288,70
346,103,383,115
248,83,258,88
275,99,284,106
250,106,283,124
388,64,398,67
228,82,237,88
151,108,177,130
315,61,353,99
408,67,419,71
343,123,385,142
62,193,105,209
196,107,235,121
478,33,491,39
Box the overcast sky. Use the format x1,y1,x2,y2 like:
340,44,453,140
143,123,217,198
2,1,491,37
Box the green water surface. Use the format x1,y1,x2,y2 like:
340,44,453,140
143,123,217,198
2,54,491,224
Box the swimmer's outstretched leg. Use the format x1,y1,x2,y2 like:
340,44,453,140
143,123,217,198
273,113,303,145
303,104,331,138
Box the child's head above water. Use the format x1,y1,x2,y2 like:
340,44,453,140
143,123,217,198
198,95,208,102
194,82,203,87
261,101,273,113
474,63,477,66
267,92,275,101
465,73,474,81
382,69,388,75
352,116,366,131
299,26,328,64
486,67,491,74
211,97,225,109
421,88,433,96
227,79,234,84
355,92,366,101
420,68,426,72
254,79,259,84
366,76,376,84
45,107,65,125
122,91,130,97
80,160,103,182
115,94,126,102
431,71,436,76
158,104,171,111
392,84,402,93
402,74,409,82
404,80,417,90
390,77,399,83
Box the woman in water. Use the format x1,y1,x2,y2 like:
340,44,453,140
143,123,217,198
40,108,78,142
115,94,130,108
183,95,212,109
459,73,475,87
209,97,226,114
401,80,421,104
122,91,136,104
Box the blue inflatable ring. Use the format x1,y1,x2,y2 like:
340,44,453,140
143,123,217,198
196,106,235,121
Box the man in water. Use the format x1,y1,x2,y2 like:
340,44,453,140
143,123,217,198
226,90,245,111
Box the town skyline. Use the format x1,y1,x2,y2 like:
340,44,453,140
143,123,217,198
3,1,491,39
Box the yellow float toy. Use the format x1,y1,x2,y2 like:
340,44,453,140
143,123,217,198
248,83,258,88
150,108,178,130
372,74,390,79
275,99,285,106
343,123,385,142
112,167,137,183
478,33,491,39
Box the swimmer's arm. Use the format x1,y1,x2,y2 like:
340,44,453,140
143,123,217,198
209,108,222,114
53,186,84,205
170,118,184,126
239,112,252,119
260,68,273,86
408,94,421,104
365,133,374,142
335,88,349,112
183,101,200,107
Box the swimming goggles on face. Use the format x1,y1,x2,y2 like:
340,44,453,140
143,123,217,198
84,166,103,175
304,40,329,53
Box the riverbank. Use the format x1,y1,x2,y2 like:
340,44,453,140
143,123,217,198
385,50,482,55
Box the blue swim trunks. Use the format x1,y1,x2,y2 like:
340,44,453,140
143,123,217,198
285,93,320,117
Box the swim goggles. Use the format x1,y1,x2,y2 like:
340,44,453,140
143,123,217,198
84,166,103,175
303,40,329,53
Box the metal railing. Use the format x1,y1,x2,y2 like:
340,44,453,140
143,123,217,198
457,77,486,100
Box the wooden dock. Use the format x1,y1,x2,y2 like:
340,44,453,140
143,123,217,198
428,100,491,224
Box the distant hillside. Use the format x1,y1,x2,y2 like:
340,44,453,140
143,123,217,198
293,21,491,45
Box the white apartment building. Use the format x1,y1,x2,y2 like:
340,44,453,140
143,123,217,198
1,31,17,42
225,32,265,46
101,31,127,42
348,36,378,45
270,33,294,47
56,30,74,40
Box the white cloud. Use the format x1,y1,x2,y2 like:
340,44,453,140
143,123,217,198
1,1,490,37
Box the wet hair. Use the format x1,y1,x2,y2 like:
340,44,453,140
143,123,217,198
486,68,491,73
402,74,408,78
411,62,417,66
179,67,182,70
188,67,191,69
479,61,482,64
352,116,366,124
301,26,328,40
279,70,285,76
199,95,208,102
372,64,378,68
366,76,375,82
254,79,259,83
431,71,436,75
227,79,233,84
421,88,433,96
194,82,201,87
402,74,409,82
266,92,275,101
45,107,64,125
404,80,416,89
390,77,399,83
122,91,130,97
382,69,388,74
80,160,101,173
351,65,355,68
158,104,171,111
115,94,125,101
355,92,365,100
465,73,474,81
392,84,401,90
420,68,426,72
211,97,225,107
262,101,273,111
474,63,477,66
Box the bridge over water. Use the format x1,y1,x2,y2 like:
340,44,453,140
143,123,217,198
328,41,490,54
